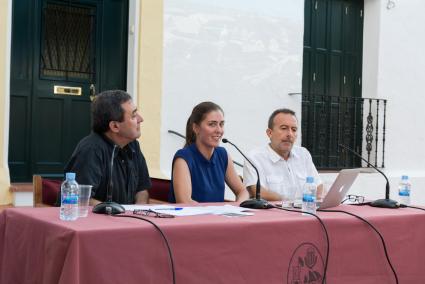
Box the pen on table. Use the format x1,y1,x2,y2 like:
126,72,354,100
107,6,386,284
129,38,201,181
155,207,184,211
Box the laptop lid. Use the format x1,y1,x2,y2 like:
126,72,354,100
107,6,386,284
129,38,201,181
318,168,360,209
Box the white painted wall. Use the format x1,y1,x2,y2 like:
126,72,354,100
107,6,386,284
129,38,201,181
161,0,425,204
362,0,425,204
374,0,425,175
161,0,304,175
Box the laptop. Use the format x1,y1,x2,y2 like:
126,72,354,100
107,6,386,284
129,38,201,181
293,168,360,209
317,168,360,209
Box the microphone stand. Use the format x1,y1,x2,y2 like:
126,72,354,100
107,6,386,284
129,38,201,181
93,145,126,215
339,144,399,209
222,138,271,209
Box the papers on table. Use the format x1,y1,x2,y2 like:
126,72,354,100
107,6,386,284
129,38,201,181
121,204,254,217
205,205,254,217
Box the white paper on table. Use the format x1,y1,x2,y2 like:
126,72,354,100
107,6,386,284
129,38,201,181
121,204,254,217
122,204,211,216
153,207,212,216
205,205,254,216
122,204,176,211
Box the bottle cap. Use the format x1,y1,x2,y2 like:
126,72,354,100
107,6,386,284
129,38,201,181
65,172,76,181
402,175,408,180
306,176,314,183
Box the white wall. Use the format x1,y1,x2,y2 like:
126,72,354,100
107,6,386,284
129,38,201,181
360,0,425,204
161,0,425,204
161,0,304,177
375,0,425,175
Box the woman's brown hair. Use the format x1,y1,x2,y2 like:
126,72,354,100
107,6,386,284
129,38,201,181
185,102,224,147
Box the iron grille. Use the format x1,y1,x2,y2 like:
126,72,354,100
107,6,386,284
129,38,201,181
302,94,387,170
40,3,96,81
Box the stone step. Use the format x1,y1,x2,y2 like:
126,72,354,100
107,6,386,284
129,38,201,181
9,183,33,193
9,183,33,207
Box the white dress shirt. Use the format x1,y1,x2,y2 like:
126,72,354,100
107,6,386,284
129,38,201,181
243,144,321,198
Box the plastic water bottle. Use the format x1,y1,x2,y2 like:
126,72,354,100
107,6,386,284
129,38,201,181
302,176,317,215
398,175,411,205
60,172,79,221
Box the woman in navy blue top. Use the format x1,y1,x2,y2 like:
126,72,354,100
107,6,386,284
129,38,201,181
169,102,249,203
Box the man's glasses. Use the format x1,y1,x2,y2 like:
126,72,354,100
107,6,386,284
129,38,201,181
133,209,175,218
342,194,365,204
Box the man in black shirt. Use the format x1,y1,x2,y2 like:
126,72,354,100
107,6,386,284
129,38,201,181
65,90,151,205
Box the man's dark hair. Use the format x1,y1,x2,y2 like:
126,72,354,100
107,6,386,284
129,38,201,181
267,108,296,129
91,90,132,134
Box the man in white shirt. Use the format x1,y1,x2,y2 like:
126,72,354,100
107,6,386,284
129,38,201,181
243,108,323,201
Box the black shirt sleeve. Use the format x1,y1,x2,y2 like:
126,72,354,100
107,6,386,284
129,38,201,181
64,144,106,198
134,143,151,193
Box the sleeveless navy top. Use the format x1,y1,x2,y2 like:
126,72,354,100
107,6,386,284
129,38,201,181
169,144,228,203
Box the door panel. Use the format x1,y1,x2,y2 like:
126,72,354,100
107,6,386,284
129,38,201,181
342,55,356,97
8,0,35,181
100,0,129,90
304,0,312,48
302,0,364,169
314,52,327,95
330,1,343,51
34,98,63,172
9,0,129,181
68,100,92,155
32,0,99,177
329,54,341,95
314,0,328,50
302,51,312,96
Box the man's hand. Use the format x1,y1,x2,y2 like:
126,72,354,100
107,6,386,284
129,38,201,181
89,198,101,206
316,184,325,201
135,190,149,204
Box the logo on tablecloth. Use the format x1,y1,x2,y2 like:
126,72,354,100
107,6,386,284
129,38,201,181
287,242,324,284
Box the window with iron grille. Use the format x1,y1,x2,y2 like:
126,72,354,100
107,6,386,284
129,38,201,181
301,0,387,170
40,3,96,82
302,94,387,170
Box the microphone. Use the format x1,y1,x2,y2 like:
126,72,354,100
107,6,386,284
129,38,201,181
339,144,399,208
222,138,272,209
93,145,126,215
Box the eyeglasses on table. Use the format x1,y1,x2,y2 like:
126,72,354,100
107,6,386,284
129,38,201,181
342,194,365,204
133,209,175,218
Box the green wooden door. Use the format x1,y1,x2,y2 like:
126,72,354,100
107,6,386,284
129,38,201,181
302,0,364,169
9,0,129,182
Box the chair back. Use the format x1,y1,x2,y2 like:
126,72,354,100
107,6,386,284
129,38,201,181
33,175,62,207
148,178,170,203
34,175,171,205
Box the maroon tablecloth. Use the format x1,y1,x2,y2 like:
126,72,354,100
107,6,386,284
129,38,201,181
1,205,425,284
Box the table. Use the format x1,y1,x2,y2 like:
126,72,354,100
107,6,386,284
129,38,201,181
1,205,425,284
